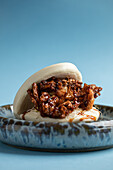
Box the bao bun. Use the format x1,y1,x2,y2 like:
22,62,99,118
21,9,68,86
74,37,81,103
13,63,82,119
13,62,100,122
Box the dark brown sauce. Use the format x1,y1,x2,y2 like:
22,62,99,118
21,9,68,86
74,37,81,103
69,118,74,122
22,113,25,120
22,109,33,120
78,111,84,115
80,115,96,121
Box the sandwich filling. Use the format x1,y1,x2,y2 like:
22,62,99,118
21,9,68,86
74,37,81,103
26,77,102,119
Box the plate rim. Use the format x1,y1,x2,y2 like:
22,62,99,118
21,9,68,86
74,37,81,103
0,103,113,128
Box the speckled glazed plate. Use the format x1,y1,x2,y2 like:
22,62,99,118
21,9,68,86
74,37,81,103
0,104,113,152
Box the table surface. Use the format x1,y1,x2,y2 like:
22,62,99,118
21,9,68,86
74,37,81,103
0,0,113,169
0,141,113,170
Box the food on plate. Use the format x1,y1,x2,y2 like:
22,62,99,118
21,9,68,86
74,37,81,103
13,63,102,122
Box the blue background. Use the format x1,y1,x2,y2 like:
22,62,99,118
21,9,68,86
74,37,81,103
0,0,113,170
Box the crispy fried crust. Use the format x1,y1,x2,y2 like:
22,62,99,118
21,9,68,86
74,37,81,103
27,77,102,119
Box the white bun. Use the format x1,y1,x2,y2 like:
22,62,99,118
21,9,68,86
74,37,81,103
13,63,82,119
19,107,100,123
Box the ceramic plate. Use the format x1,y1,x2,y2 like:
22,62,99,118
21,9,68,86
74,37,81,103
0,104,113,152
